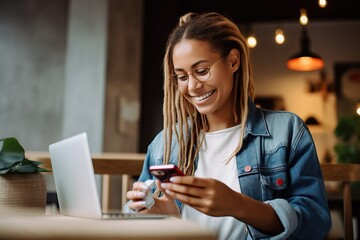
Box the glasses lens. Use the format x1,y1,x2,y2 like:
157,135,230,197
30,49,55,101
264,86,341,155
173,74,188,87
172,63,214,87
193,68,211,81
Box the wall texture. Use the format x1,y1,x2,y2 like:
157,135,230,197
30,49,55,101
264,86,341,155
62,0,108,153
0,0,67,151
103,0,143,153
0,0,109,195
0,0,109,153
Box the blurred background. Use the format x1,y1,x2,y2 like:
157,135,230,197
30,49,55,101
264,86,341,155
1,0,359,157
0,0,359,237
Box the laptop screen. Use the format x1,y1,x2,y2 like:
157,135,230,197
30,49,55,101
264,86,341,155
49,132,103,219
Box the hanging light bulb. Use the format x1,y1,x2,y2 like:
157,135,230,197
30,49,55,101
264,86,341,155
247,35,257,48
299,9,309,25
318,0,327,8
356,103,360,116
275,28,285,44
287,26,324,71
245,23,257,48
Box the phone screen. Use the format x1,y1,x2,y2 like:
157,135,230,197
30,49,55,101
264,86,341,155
149,164,185,182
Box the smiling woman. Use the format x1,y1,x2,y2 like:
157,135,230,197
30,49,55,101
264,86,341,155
125,12,331,240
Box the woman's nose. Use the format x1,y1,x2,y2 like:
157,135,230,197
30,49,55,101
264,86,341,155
187,75,202,90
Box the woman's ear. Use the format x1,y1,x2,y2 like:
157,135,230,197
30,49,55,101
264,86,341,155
227,49,240,72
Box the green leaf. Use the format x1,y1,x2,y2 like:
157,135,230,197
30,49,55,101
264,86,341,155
9,159,50,173
334,115,360,164
22,159,51,173
0,137,51,174
10,162,38,173
0,168,11,174
0,138,25,170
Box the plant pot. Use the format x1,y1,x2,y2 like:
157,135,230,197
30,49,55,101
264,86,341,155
0,173,47,214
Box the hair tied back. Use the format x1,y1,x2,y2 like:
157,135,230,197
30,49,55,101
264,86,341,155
178,12,197,26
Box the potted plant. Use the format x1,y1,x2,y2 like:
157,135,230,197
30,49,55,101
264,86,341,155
0,137,50,214
334,115,360,164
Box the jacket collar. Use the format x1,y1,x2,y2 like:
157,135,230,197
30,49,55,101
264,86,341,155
244,99,270,139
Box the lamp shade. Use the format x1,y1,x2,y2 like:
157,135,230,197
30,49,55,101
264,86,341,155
287,27,324,71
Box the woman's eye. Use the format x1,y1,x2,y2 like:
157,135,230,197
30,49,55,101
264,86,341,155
177,75,188,81
195,68,209,76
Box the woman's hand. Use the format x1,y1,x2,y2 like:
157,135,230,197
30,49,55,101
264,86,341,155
160,176,284,235
160,176,240,217
126,180,180,217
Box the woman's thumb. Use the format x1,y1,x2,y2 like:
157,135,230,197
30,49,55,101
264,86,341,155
155,179,174,200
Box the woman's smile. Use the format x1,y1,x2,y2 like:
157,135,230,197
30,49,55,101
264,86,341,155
191,89,216,102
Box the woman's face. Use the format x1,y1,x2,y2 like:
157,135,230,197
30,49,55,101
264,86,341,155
172,39,238,118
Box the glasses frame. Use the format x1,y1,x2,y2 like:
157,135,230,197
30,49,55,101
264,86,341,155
172,57,224,87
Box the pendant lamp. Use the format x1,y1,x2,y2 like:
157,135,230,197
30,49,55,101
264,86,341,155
287,27,324,71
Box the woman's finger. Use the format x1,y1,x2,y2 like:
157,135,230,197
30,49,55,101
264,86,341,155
132,181,150,191
126,190,146,200
161,181,206,198
127,200,147,211
155,179,164,191
156,179,178,201
169,176,210,187
164,189,209,208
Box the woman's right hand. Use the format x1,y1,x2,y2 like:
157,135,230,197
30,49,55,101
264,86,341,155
126,180,181,217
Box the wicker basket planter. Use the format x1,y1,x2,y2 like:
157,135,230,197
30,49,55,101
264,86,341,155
0,173,47,214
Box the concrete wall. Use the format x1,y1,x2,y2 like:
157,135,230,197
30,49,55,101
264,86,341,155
0,0,67,151
62,0,108,153
0,0,110,197
0,0,143,210
0,0,109,153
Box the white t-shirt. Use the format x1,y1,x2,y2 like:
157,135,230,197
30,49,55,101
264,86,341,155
182,124,247,240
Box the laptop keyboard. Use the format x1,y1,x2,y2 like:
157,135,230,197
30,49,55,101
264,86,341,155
102,212,169,219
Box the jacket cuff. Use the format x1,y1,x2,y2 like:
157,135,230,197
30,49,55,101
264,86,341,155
247,199,298,239
123,201,136,213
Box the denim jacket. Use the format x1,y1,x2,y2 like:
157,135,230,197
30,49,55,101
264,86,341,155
133,100,332,239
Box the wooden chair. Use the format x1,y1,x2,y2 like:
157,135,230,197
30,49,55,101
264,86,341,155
321,163,360,240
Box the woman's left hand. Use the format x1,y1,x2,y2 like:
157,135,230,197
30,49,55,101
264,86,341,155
160,176,241,217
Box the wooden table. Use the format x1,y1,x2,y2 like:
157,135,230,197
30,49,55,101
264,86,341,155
27,152,360,239
0,214,217,240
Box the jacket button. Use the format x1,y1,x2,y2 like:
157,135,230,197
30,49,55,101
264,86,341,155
244,165,252,172
276,178,284,186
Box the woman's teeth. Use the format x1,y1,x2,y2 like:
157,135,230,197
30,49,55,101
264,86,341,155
193,90,215,101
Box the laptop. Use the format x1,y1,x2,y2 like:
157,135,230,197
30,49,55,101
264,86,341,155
49,132,167,220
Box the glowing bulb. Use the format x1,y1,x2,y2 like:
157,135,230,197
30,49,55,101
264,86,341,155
275,29,285,44
318,0,327,8
299,9,309,25
247,35,257,48
357,103,360,116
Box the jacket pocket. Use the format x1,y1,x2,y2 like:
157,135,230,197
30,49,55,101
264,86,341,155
260,168,288,199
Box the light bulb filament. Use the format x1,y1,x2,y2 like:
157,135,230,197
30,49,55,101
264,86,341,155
275,29,285,44
300,9,309,25
247,35,257,48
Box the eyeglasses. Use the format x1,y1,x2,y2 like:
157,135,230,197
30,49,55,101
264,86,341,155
172,57,224,87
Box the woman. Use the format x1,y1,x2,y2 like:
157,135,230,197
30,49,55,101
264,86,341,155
126,12,331,239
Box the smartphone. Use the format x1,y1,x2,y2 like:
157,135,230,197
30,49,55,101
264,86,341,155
149,164,185,182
